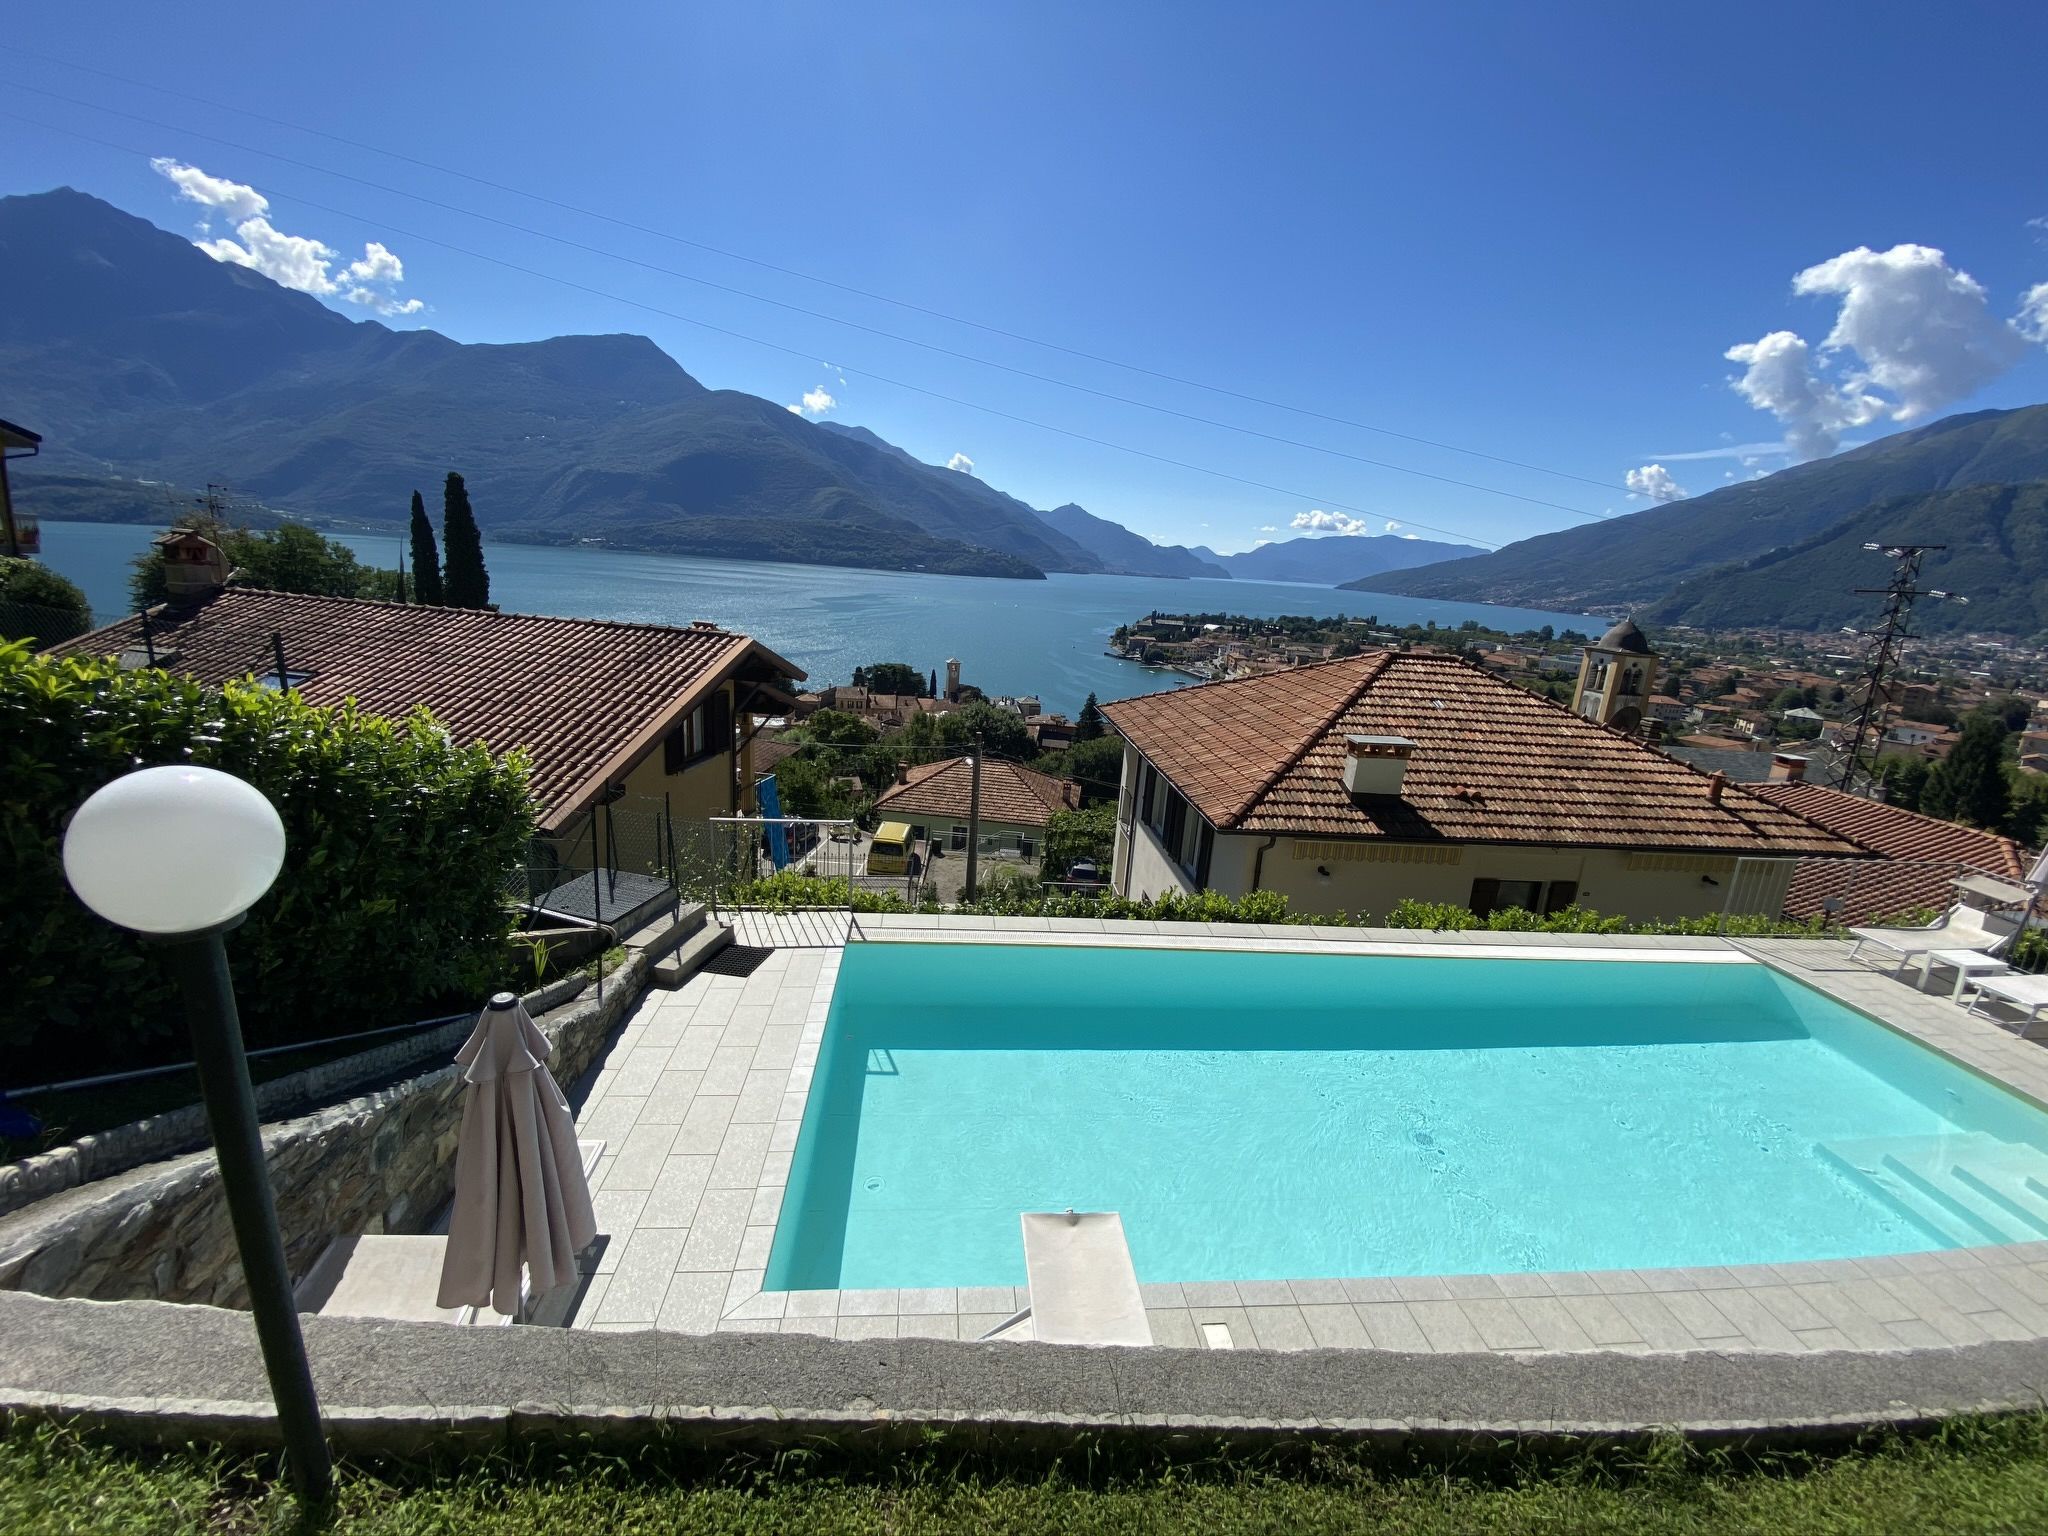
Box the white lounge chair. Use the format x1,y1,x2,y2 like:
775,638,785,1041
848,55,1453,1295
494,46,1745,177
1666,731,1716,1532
1964,973,2048,1038
1849,902,2021,977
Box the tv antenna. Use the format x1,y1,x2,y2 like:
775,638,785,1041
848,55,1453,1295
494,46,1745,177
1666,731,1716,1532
1834,543,1967,791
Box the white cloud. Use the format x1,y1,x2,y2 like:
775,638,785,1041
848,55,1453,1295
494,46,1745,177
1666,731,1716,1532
1723,329,1882,462
1290,508,1369,536
1722,243,2037,462
1257,524,1277,532
152,158,426,319
1383,519,1401,532
343,242,405,284
786,403,803,414
789,386,837,417
1624,463,1689,503
2017,282,2048,346
945,452,974,473
151,157,268,223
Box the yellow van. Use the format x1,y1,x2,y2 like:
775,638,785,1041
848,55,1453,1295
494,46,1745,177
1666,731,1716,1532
867,820,914,876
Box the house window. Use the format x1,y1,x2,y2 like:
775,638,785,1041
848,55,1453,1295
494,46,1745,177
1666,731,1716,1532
1469,878,1545,918
664,689,733,774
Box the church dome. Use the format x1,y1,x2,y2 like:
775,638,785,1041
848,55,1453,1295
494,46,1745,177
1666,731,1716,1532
1596,618,1653,654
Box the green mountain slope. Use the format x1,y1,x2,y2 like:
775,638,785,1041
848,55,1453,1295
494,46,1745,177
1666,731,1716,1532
0,188,1123,580
1349,405,2048,610
1641,481,2048,637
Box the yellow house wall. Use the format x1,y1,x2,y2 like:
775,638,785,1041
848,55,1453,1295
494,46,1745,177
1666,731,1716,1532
1240,837,1788,923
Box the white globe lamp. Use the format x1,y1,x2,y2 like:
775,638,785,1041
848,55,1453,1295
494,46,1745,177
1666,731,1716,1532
60,764,329,1500
63,765,286,934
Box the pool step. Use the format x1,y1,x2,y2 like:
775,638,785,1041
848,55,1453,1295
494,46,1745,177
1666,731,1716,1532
1821,1133,2048,1248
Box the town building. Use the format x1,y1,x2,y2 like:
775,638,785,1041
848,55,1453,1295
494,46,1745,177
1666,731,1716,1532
1102,653,1860,922
873,754,1080,860
1570,618,1659,731
52,585,802,836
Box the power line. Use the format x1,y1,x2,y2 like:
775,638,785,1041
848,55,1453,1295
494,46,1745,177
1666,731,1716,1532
1,106,1516,551
8,79,1609,526
11,45,1635,499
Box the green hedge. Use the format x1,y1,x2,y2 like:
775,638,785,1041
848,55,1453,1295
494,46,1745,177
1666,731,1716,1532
2,641,534,1084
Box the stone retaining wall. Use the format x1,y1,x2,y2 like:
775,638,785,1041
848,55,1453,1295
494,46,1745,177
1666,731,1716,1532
0,955,647,1307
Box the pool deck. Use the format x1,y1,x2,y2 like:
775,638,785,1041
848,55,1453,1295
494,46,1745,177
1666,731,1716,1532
568,918,2048,1355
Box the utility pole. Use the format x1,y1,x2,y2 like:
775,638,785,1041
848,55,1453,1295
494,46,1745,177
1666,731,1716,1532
964,734,984,900
1834,543,1966,792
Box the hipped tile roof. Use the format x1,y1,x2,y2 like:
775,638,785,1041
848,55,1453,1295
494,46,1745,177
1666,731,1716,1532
1752,779,2028,924
874,755,1079,828
52,588,803,833
1101,653,1859,856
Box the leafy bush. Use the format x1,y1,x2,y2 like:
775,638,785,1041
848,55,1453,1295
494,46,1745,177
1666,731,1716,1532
2,642,533,1083
1042,803,1115,879
730,872,912,913
1380,897,1841,938
0,558,92,647
952,885,1308,924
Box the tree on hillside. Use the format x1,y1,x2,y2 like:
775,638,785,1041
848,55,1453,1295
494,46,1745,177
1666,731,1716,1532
1042,804,1115,879
0,558,92,646
128,516,401,608
1075,692,1105,742
1921,712,2011,830
893,700,1036,761
864,661,925,696
1061,734,1127,805
801,709,880,747
408,490,444,605
441,472,489,608
1876,754,1929,813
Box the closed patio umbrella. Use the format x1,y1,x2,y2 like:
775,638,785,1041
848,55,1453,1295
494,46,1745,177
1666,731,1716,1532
437,992,597,1316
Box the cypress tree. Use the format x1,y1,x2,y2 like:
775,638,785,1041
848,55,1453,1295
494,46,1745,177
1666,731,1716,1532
1075,692,1106,741
407,490,444,605
929,668,938,698
441,471,489,608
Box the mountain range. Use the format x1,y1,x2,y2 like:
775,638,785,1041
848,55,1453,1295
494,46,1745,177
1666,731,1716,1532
1345,404,2048,633
1190,534,1480,585
0,186,1292,583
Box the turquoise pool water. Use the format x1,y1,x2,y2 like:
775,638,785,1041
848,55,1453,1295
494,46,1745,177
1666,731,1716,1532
764,945,2048,1290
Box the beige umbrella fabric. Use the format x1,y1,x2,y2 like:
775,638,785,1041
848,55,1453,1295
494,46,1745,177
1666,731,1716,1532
437,994,598,1315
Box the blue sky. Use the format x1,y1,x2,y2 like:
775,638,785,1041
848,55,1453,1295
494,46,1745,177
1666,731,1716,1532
7,2,2048,554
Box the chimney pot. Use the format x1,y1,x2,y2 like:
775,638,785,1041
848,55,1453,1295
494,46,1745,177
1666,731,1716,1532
1342,735,1415,797
1770,753,1809,782
1707,770,1727,806
895,759,909,785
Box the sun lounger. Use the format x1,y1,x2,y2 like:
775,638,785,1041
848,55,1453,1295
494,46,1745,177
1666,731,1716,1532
1021,1211,1153,1347
1850,902,2020,975
1964,974,2048,1038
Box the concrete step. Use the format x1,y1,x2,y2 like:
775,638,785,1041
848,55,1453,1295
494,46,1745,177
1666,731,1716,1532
650,917,732,990
1822,1133,2048,1247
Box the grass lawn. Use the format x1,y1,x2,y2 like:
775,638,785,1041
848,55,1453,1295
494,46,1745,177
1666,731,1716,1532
4,1415,2047,1534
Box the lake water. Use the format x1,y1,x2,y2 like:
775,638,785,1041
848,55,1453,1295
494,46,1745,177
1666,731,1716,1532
36,520,1599,715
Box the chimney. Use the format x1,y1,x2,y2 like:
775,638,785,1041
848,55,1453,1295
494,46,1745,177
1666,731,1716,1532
1770,753,1809,782
895,760,910,785
1706,770,1727,806
1342,735,1415,797
155,529,231,601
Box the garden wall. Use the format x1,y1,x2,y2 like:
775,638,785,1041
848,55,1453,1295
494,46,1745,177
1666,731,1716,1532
0,953,649,1307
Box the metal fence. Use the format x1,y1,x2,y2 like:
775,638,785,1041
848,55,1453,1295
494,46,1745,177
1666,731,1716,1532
505,794,684,941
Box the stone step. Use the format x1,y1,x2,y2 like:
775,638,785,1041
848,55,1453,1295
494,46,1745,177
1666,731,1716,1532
650,918,732,990
1822,1132,2048,1248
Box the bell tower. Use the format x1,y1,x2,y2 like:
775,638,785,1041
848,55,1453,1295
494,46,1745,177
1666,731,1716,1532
1572,618,1659,732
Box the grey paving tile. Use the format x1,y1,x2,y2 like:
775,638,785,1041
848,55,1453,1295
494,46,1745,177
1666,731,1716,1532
754,1025,804,1068
1700,1289,1804,1349
748,1186,787,1226
1391,1275,1453,1302
575,1096,645,1144
637,1154,713,1228
898,1313,960,1340
1460,1297,1542,1350
1492,1272,1553,1298
602,1123,680,1192
1182,1281,1242,1307
671,1095,739,1155
1300,1302,1371,1348
636,1071,704,1124
1507,1296,1598,1351
1558,1294,1644,1347
1747,1283,1832,1332
957,1286,1019,1314
736,1225,776,1270
655,1269,730,1333
589,1191,647,1266
667,1027,724,1071
596,1228,691,1323
958,1312,1017,1340
700,1045,757,1096
835,1314,899,1341
707,1120,775,1190
838,1288,902,1316
898,1288,959,1316
782,1289,839,1319
1285,1278,1349,1305
1243,1305,1315,1351
675,1187,754,1271
731,1070,787,1124
1607,1292,1701,1351
724,1287,787,1321
1235,1279,1297,1306
1146,1308,1199,1348
1341,1277,1403,1304
1784,1283,1898,1348
1183,1304,1252,1347
1443,1274,1506,1300
1406,1300,1487,1352
1139,1282,1188,1309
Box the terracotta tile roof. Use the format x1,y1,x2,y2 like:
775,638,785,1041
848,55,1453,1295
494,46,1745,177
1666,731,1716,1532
51,588,803,833
1751,780,2028,923
873,755,1079,828
1101,654,1860,856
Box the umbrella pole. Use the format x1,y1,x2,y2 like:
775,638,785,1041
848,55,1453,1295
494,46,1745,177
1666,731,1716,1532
171,930,333,1505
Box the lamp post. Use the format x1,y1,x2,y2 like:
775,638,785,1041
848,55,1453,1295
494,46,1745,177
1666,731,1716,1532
62,766,332,1505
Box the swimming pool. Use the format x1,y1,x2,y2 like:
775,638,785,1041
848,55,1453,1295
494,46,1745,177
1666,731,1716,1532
763,944,2048,1291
